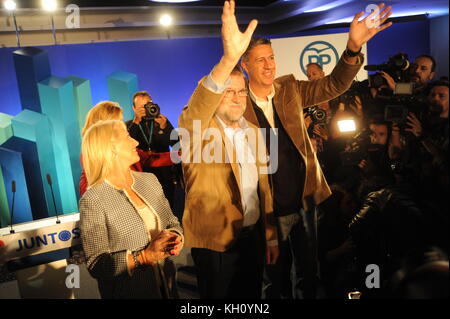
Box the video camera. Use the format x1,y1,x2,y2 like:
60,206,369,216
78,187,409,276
365,52,411,87
364,53,427,125
143,102,161,120
377,85,426,125
340,129,383,166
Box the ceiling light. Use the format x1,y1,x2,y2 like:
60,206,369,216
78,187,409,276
4,0,17,11
42,0,57,12
160,14,173,26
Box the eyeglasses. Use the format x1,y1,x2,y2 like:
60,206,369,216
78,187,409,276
224,89,249,98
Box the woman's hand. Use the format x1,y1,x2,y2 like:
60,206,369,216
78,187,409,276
168,232,183,256
142,230,182,265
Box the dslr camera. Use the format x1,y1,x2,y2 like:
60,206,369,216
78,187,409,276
304,106,327,125
143,102,161,120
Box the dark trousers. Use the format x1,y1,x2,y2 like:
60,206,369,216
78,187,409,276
263,208,319,299
191,225,265,299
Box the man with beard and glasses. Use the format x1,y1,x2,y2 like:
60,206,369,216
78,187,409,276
178,0,278,298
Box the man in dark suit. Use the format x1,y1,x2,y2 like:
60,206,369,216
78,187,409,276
240,3,393,299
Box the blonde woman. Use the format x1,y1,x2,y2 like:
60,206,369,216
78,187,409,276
80,120,183,299
79,101,142,195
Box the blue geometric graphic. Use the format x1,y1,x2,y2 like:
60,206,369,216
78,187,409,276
13,47,51,113
0,147,33,225
12,110,63,217
38,76,81,210
2,137,49,221
107,71,138,122
66,76,93,133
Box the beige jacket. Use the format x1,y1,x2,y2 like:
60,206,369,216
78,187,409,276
178,79,277,252
243,52,364,210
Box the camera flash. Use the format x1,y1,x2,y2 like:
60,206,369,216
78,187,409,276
338,119,356,132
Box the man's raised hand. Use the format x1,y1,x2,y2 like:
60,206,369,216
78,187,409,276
212,0,258,85
347,3,393,52
221,0,258,64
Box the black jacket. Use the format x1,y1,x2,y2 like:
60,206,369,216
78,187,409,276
349,184,426,268
126,119,178,152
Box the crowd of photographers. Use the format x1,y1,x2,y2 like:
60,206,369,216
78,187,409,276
306,53,448,298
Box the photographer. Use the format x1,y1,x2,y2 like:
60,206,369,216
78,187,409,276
126,91,180,210
368,54,436,122
305,63,348,182
410,55,436,94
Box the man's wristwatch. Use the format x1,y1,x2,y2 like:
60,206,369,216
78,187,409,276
345,46,362,57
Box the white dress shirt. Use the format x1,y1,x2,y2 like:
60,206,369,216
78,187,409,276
215,116,260,227
249,85,276,132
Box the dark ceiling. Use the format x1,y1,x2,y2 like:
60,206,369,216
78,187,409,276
15,0,279,9
1,0,448,47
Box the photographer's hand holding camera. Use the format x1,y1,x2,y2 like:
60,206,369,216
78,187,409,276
129,91,176,152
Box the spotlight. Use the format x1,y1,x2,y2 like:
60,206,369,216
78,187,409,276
4,0,17,11
42,0,57,11
337,119,356,133
160,14,173,27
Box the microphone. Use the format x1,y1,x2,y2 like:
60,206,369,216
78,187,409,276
10,181,16,234
46,174,60,224
364,64,382,71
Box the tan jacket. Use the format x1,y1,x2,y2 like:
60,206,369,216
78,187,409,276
243,53,364,210
178,79,277,252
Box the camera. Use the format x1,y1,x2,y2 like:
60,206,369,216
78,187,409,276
304,106,327,125
143,102,161,120
334,80,368,107
365,52,411,87
340,129,383,166
378,92,427,124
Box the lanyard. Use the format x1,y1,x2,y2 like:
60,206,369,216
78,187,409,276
138,121,154,151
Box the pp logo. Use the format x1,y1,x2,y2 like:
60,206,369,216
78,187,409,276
299,41,339,77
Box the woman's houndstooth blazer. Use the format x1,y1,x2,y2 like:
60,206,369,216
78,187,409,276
79,171,183,299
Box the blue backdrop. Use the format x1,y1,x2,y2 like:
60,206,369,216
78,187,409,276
0,18,439,225
0,37,223,126
0,19,432,126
